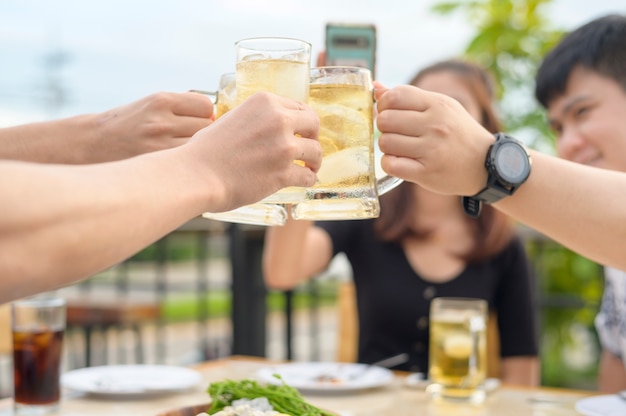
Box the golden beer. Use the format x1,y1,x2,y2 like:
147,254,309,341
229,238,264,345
201,72,289,226
235,37,311,205
291,68,380,220
428,298,487,403
310,84,373,186
236,59,310,103
236,58,309,204
215,74,236,119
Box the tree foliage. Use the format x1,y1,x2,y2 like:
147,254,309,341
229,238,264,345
431,0,566,152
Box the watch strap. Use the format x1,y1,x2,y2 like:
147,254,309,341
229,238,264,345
462,196,482,218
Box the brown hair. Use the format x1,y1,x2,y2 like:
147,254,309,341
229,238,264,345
374,59,514,262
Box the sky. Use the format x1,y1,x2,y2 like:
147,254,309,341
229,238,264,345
0,0,624,126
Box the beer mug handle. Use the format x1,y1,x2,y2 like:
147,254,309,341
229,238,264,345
466,315,486,383
374,138,403,195
189,89,217,103
377,173,403,195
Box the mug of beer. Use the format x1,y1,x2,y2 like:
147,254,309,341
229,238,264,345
427,297,487,404
291,66,403,220
236,36,311,205
196,73,289,226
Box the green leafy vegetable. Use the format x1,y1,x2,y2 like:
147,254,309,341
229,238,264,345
205,377,334,416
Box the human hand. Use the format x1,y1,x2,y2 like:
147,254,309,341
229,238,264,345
90,91,214,162
374,84,494,197
316,51,327,66
186,92,322,212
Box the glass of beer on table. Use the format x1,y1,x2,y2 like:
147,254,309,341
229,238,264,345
427,297,487,404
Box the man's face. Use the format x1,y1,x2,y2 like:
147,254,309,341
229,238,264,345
547,66,626,172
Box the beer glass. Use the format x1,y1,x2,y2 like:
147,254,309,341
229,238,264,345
291,67,402,220
236,37,311,204
12,294,66,415
427,297,487,404
197,73,289,226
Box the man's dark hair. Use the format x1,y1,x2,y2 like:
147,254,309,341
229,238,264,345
535,14,626,108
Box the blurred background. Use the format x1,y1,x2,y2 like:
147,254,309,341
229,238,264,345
0,0,620,125
0,0,625,393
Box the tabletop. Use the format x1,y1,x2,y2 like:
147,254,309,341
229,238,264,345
0,356,595,416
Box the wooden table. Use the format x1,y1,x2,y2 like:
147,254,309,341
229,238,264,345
0,356,594,415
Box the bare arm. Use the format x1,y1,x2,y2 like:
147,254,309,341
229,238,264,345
0,92,322,303
500,356,540,387
375,85,626,270
495,151,626,269
263,215,334,290
0,92,213,164
597,349,626,392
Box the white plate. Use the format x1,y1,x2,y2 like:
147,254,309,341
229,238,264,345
61,365,202,397
575,394,626,416
256,362,394,393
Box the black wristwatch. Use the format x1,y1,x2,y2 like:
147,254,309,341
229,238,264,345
462,133,532,218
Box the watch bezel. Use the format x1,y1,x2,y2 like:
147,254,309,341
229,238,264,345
487,135,532,188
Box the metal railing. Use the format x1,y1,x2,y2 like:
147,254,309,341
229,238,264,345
55,220,602,388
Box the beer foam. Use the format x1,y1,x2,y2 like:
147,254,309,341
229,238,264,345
433,310,483,323
443,334,472,359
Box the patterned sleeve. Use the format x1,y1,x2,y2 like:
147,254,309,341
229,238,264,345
595,267,626,359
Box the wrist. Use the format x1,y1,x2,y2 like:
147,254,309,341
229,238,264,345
60,113,100,164
463,133,532,217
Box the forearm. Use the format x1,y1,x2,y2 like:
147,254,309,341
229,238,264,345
0,114,98,164
598,349,626,392
496,151,626,269
0,149,210,302
263,217,314,290
500,356,540,387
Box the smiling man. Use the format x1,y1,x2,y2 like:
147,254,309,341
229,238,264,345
534,13,626,393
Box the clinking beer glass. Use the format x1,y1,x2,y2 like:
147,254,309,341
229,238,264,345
291,66,402,220
236,36,311,205
199,72,289,226
201,36,311,226
202,40,402,225
427,297,487,404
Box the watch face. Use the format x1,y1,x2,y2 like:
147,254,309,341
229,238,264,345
494,142,530,184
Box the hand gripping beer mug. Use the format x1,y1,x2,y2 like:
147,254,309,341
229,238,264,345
291,66,402,220
427,297,487,404
236,37,312,205
197,73,288,226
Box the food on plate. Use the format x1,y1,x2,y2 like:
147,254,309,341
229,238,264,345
201,378,334,416
314,374,343,383
207,397,287,416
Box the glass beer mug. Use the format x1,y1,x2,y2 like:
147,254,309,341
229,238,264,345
236,37,312,205
427,297,488,404
196,73,289,226
203,37,311,226
291,66,402,220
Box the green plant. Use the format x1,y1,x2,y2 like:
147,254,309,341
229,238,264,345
160,282,339,323
431,0,565,152
525,238,603,388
